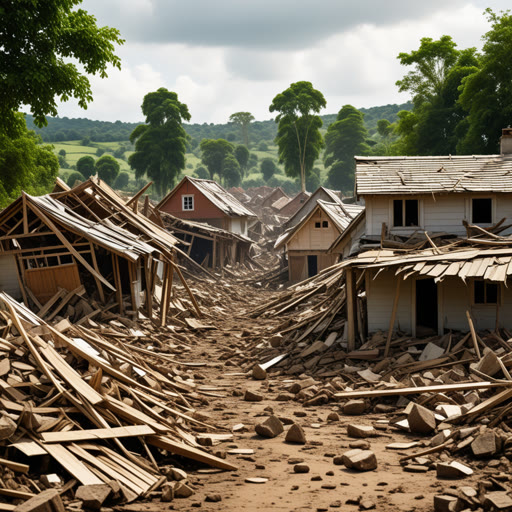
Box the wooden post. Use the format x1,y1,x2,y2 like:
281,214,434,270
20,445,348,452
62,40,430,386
160,262,170,327
22,193,28,234
384,277,402,358
171,260,201,317
89,243,106,303
145,256,153,320
466,310,482,359
111,254,123,314
346,268,357,351
212,236,217,268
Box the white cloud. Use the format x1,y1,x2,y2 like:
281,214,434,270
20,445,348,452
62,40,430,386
54,0,508,123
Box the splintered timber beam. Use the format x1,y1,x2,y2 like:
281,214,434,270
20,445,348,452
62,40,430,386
334,381,512,399
170,258,202,317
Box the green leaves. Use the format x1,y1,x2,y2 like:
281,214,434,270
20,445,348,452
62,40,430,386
0,0,124,129
269,82,326,192
324,105,369,192
129,89,190,197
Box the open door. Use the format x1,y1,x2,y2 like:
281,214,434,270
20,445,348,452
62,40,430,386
307,255,318,277
416,278,438,333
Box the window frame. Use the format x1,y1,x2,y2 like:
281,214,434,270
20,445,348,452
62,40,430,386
472,279,500,306
392,198,420,228
182,194,194,211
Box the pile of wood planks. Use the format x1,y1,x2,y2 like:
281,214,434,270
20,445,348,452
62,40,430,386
0,292,236,510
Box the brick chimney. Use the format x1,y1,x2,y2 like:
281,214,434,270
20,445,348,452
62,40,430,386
501,127,512,155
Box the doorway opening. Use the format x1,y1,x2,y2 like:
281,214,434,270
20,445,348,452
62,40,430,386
416,278,438,333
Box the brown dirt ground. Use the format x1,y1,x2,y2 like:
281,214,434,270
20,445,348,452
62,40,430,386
126,286,485,512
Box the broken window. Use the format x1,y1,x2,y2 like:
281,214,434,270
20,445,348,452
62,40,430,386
474,280,499,304
393,199,419,227
472,198,492,224
182,195,194,211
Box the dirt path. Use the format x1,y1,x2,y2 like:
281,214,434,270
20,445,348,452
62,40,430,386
139,284,483,512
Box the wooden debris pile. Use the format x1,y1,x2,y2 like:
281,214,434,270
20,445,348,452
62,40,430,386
0,292,236,511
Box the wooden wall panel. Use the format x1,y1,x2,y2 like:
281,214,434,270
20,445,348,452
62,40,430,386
25,263,81,304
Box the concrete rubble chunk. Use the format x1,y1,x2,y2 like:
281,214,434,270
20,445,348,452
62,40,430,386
483,492,512,511
14,489,65,512
433,495,462,512
173,482,195,498
343,399,367,415
347,424,377,438
408,403,436,434
75,484,112,510
244,390,263,402
252,364,267,380
255,415,284,438
436,461,473,479
472,431,498,457
285,423,306,444
341,449,377,471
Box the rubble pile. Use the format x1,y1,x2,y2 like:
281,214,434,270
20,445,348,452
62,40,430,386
0,292,237,511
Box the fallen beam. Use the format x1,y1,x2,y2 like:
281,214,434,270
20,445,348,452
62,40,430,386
334,381,512,399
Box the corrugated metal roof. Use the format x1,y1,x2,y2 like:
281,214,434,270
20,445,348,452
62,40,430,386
355,154,512,195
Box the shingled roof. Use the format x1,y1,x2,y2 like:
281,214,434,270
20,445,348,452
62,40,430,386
355,154,512,196
157,176,256,218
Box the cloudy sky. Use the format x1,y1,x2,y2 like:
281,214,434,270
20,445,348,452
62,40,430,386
56,0,510,124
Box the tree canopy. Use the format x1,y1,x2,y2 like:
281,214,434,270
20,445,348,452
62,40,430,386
260,158,277,182
234,145,250,176
95,155,119,185
0,115,59,207
199,139,234,181
324,105,369,192
0,0,124,130
76,155,96,178
129,88,191,197
393,36,479,156
458,9,512,154
229,112,255,147
222,154,242,187
269,81,326,192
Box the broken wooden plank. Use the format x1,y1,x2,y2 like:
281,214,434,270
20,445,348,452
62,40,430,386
41,425,156,443
334,381,512,399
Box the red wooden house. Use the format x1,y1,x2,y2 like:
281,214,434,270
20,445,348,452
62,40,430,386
156,176,256,237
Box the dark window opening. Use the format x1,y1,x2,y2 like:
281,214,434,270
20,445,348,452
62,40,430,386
314,221,321,228
393,199,403,227
393,199,419,227
474,280,498,304
472,198,492,224
322,221,329,228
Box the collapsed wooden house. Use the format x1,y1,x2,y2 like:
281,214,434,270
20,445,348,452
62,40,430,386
342,129,512,345
156,211,253,269
275,199,363,281
0,178,199,326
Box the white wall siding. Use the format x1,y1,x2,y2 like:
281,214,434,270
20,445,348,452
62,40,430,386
366,270,412,333
364,193,512,238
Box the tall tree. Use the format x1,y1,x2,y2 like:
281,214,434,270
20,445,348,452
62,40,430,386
269,81,326,192
229,112,255,147
394,36,478,155
324,105,369,192
458,9,512,154
199,139,234,181
0,0,123,129
260,158,277,182
129,88,191,197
